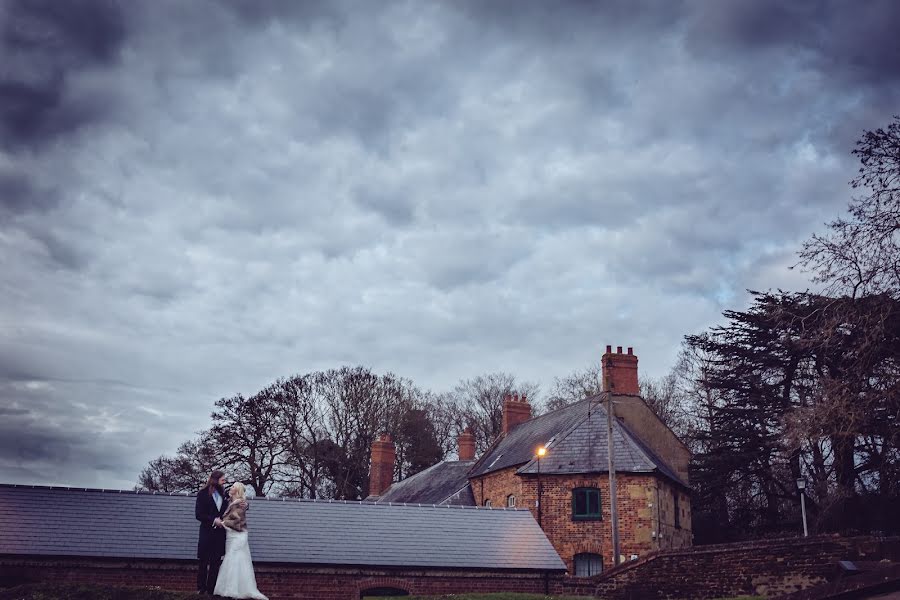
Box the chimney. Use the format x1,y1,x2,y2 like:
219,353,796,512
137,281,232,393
457,427,476,461
369,433,396,497
502,392,532,434
602,345,640,395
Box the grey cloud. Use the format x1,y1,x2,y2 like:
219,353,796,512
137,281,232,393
1,0,899,489
0,0,127,149
0,171,58,216
684,0,900,87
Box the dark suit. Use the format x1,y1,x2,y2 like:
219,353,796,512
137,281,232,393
195,487,228,593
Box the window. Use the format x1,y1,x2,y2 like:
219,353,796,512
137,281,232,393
483,499,492,507
572,487,602,520
506,494,516,508
674,491,681,529
574,553,603,577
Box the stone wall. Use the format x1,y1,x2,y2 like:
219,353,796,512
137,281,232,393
653,477,692,550
612,395,691,484
0,557,556,600
554,534,900,600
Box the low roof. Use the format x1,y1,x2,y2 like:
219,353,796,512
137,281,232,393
377,460,475,506
0,484,565,572
471,395,688,487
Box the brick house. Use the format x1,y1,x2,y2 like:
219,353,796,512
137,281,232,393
370,346,692,576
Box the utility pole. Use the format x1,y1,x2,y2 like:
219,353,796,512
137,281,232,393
606,391,621,566
536,446,546,528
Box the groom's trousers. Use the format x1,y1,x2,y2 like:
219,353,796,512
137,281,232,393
198,554,223,593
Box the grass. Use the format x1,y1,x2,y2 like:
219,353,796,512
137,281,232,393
0,588,593,600
363,596,592,600
363,593,766,600
0,584,762,600
362,595,763,600
0,583,197,600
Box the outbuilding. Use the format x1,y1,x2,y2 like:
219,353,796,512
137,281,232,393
0,484,566,599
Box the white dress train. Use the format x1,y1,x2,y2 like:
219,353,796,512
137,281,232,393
213,528,268,599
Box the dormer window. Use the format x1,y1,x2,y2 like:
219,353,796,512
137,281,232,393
506,494,516,508
572,487,602,521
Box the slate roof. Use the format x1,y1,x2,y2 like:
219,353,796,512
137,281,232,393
0,484,565,572
468,399,589,478
470,395,687,487
377,460,475,506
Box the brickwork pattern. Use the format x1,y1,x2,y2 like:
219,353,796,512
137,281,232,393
4,536,896,599
472,468,690,572
554,534,900,600
0,558,555,600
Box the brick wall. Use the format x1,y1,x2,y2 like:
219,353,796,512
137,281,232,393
5,537,896,599
471,469,691,572
0,557,558,600
554,534,900,600
471,466,523,509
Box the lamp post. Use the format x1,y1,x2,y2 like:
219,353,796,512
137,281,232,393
536,446,546,528
796,478,808,537
606,392,621,567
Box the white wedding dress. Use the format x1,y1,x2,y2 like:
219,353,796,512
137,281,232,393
213,528,268,599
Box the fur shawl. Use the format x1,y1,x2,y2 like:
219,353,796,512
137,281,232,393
222,500,249,532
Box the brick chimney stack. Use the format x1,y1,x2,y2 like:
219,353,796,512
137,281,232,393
369,433,396,497
502,392,532,434
602,345,640,395
457,427,476,461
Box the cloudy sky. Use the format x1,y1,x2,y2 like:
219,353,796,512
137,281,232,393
2,0,899,490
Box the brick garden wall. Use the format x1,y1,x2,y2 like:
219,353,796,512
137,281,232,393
4,536,897,599
554,534,900,600
0,557,557,600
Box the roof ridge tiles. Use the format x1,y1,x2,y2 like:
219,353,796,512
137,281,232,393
0,483,527,510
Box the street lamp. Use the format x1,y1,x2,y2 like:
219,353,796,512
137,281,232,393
796,478,808,537
536,446,547,528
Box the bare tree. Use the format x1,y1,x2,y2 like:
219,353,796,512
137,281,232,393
547,363,602,410
450,372,540,453
136,432,221,493
798,116,900,297
275,374,330,498
639,371,689,439
211,389,288,497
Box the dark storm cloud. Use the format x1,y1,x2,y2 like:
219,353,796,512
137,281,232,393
1,0,899,490
0,171,58,215
0,0,127,150
685,0,900,82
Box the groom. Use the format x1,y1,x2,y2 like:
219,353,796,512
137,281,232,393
195,470,229,594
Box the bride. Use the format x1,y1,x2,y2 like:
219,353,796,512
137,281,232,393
213,483,268,600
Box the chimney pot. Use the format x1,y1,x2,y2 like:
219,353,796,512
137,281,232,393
617,346,623,354
606,345,612,353
502,392,532,434
627,347,633,355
